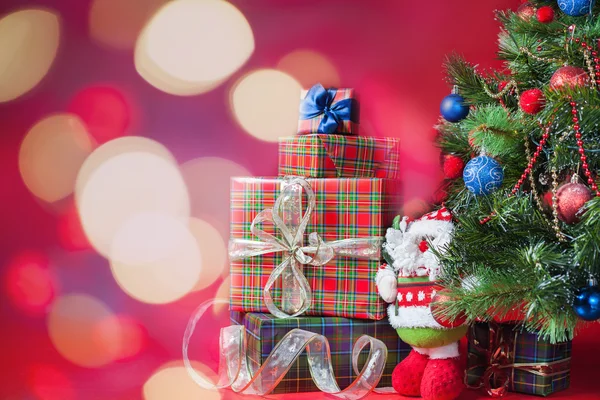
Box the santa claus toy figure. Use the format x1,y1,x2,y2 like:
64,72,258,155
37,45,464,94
376,207,467,400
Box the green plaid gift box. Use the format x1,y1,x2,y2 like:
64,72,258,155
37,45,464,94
230,311,410,393
466,322,571,397
229,176,402,320
278,134,400,179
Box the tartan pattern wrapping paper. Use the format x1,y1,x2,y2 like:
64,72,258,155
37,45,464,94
278,134,400,179
298,88,359,135
229,176,402,320
466,323,571,397
230,311,410,394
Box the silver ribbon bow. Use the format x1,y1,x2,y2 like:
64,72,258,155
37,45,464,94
183,299,395,399
229,177,383,318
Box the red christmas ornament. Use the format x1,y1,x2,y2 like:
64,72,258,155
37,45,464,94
536,6,555,23
517,2,536,20
519,88,545,114
543,191,553,210
556,182,593,224
442,154,465,179
431,291,467,328
550,66,590,89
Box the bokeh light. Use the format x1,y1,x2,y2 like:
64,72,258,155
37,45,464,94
28,364,75,400
75,135,176,198
0,8,60,102
212,276,230,316
143,363,221,400
189,218,227,291
68,85,132,144
230,69,302,142
57,202,90,251
109,212,201,304
135,26,225,97
47,294,119,368
277,49,340,88
76,143,189,258
115,315,146,360
94,314,146,361
5,251,56,314
135,0,254,96
180,157,250,228
19,113,94,203
89,0,168,50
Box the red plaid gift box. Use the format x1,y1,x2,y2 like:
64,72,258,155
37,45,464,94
229,176,402,320
278,134,400,179
298,87,359,135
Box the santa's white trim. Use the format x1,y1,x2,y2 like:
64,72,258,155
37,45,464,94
387,304,445,329
412,342,459,359
383,218,454,280
429,342,459,359
413,347,428,356
375,267,397,304
407,219,453,241
375,266,396,287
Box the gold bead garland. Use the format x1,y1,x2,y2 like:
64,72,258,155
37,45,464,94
582,47,598,89
482,79,519,99
519,46,563,63
517,24,599,90
550,163,566,242
524,139,553,227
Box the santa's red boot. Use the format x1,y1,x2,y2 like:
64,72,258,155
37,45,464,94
391,349,429,397
420,357,463,400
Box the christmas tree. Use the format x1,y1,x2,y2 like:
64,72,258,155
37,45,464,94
435,0,600,343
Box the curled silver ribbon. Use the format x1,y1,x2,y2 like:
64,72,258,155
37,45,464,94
229,177,383,318
183,299,390,399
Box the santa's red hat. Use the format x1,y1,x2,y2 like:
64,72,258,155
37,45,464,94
407,207,453,238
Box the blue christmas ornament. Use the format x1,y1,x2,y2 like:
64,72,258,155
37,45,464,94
440,88,469,123
557,0,595,17
463,155,504,196
573,285,600,321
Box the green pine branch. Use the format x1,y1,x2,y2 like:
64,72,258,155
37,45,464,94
462,105,525,157
434,3,600,343
574,197,600,276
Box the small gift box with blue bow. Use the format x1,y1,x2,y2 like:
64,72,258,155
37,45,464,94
298,83,359,135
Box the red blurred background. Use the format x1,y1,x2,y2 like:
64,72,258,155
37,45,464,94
1,0,598,399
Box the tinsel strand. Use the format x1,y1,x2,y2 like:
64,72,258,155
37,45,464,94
550,164,566,242
524,139,553,227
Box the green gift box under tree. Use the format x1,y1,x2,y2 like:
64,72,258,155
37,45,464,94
466,322,571,397
230,311,410,394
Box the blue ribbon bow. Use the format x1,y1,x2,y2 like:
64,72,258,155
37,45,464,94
299,84,355,134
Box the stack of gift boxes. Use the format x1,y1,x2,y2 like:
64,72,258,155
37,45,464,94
228,84,410,393
226,83,572,396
